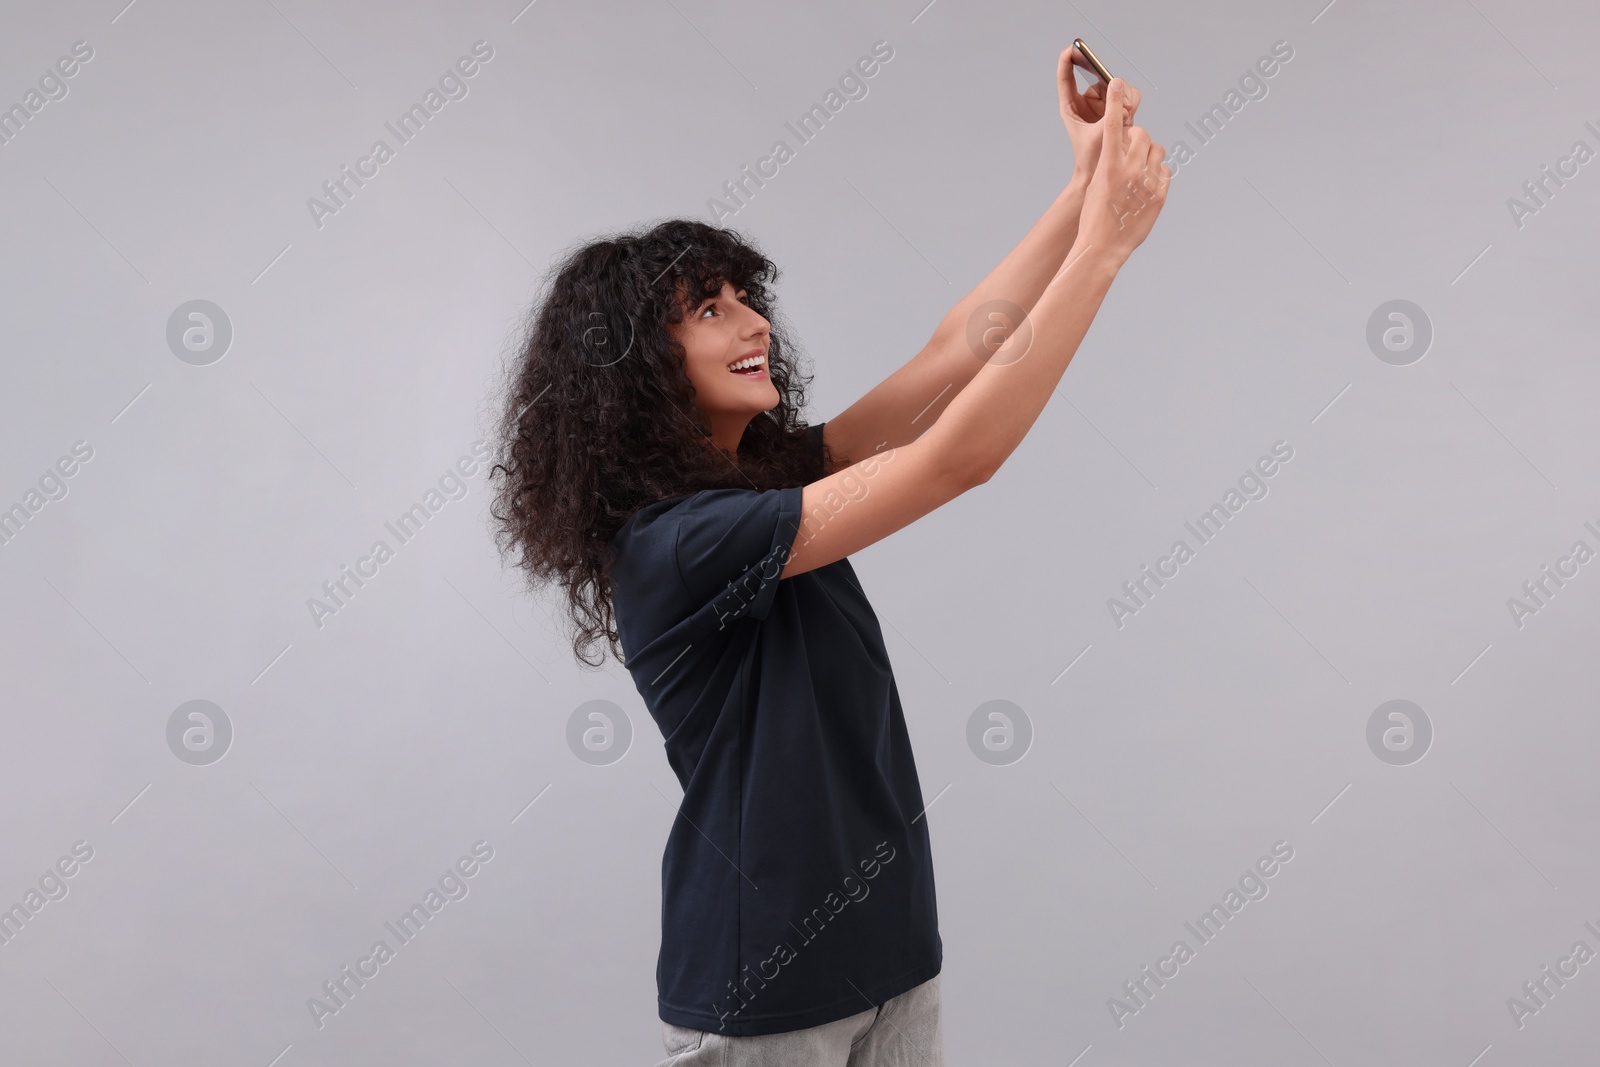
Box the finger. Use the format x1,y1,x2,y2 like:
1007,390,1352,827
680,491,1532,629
1060,48,1091,92
1059,48,1086,112
1064,54,1109,122
1099,77,1126,159
1146,144,1170,195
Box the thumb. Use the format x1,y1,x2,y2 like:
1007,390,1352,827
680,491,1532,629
1098,77,1125,162
1061,50,1085,112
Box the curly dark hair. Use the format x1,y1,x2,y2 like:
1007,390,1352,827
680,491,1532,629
487,218,830,668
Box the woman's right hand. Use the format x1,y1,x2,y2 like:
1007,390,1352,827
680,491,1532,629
1073,77,1171,266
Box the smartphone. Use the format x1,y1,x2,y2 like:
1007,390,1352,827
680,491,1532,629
1072,38,1114,86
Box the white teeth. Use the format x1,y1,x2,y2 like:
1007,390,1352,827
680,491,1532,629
728,355,765,371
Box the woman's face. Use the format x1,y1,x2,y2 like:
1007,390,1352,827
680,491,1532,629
670,279,778,455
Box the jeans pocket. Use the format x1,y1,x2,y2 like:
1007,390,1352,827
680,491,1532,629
662,1022,706,1057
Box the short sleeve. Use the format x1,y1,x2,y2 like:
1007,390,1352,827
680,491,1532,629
807,421,827,477
674,485,804,627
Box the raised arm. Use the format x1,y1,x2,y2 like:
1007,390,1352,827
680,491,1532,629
782,78,1169,580
821,46,1142,469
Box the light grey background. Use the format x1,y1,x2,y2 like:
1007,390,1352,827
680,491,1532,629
2,0,1596,1064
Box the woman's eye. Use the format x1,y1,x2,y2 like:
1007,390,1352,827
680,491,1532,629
699,293,748,318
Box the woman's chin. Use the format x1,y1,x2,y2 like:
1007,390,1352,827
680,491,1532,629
702,378,781,421
727,381,780,410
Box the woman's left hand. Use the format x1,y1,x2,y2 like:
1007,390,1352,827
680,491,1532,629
1059,45,1140,180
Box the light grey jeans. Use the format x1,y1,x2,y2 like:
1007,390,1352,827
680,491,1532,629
653,974,944,1067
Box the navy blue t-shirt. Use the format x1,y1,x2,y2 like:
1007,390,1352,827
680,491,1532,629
609,421,942,1037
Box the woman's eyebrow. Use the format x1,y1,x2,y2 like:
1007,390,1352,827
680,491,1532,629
691,286,746,310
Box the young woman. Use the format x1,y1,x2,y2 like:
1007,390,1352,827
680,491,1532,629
489,57,1167,1067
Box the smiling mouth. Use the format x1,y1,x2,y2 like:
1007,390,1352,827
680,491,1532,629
727,353,767,376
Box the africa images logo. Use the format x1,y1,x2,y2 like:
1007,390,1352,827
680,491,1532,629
707,841,897,1030
305,41,494,230
1106,841,1295,1029
706,40,895,222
